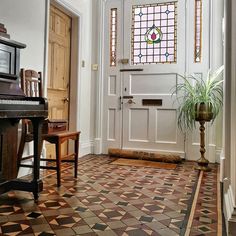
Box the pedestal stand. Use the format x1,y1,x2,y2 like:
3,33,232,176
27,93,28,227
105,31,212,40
195,120,211,171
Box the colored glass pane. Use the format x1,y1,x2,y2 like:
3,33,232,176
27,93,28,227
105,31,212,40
195,0,202,63
131,2,177,65
110,8,117,67
145,25,163,44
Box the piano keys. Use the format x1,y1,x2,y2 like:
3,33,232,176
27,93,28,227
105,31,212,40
0,35,48,200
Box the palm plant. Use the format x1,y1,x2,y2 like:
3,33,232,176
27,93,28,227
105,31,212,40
173,66,224,132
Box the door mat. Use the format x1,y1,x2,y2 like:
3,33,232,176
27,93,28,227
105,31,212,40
108,148,182,163
111,158,177,169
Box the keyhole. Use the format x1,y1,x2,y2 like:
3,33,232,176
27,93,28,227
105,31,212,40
124,87,127,91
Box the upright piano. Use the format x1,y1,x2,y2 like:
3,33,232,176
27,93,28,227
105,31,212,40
0,35,48,200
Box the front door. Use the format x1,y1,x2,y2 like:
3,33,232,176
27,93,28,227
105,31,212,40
122,0,185,155
103,0,186,156
103,0,211,159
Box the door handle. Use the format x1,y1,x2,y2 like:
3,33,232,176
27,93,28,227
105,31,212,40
62,97,69,103
126,99,136,105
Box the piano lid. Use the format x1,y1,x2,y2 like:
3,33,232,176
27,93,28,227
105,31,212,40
0,36,26,49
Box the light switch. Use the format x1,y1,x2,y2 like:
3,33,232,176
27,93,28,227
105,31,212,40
92,64,98,71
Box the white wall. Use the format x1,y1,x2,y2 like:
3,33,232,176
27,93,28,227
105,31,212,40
0,0,46,72
0,0,95,157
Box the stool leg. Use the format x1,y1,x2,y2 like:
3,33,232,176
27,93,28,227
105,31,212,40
55,141,61,187
74,134,79,178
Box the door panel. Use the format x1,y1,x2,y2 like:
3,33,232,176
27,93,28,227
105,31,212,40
155,109,177,143
130,73,177,95
129,109,149,141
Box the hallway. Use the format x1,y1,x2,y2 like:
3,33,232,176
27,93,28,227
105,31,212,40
0,155,224,235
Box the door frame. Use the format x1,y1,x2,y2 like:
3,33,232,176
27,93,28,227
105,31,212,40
44,0,82,134
95,0,223,164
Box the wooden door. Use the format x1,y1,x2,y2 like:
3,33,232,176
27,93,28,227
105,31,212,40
47,5,71,158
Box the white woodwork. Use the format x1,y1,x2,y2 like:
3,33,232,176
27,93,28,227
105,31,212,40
108,109,116,140
129,109,149,141
130,74,177,95
102,0,122,152
108,76,117,95
156,109,177,143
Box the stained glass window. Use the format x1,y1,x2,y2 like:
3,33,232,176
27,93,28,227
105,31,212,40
194,0,202,63
110,8,117,67
131,2,177,65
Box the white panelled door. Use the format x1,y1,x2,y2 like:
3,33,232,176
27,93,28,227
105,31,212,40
103,0,210,159
122,0,185,155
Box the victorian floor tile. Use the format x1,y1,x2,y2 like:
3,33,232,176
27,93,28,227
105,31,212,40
0,155,226,235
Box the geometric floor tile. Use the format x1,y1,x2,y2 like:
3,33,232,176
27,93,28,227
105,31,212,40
26,211,43,219
115,226,154,236
139,215,155,222
49,214,81,227
0,205,22,216
141,203,165,213
0,155,225,236
0,222,31,235
99,209,126,220
35,232,55,236
91,223,109,231
39,200,67,209
198,225,215,233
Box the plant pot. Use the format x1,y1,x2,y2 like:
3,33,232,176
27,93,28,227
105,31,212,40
195,102,213,122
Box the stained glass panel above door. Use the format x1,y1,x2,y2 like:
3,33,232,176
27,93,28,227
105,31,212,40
131,2,177,65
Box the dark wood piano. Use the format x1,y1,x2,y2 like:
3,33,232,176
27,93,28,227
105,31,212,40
0,35,48,200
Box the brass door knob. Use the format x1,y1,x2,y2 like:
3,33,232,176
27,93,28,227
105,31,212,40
63,97,69,103
127,99,136,104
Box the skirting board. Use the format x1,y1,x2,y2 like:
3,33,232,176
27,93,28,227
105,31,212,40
93,138,102,154
79,140,94,157
224,184,236,234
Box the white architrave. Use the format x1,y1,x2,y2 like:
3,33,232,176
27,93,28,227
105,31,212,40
94,0,107,154
223,0,236,233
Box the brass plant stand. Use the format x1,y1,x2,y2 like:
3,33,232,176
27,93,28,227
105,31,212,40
195,120,211,171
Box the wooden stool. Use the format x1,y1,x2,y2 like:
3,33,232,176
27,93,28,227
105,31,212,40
17,69,81,187
43,131,81,187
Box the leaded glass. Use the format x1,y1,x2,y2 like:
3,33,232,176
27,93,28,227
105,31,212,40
110,8,117,67
194,0,202,63
131,2,177,65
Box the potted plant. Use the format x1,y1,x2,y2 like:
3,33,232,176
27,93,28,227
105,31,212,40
173,66,224,171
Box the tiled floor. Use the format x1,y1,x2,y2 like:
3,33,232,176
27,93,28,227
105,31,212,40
0,155,224,235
